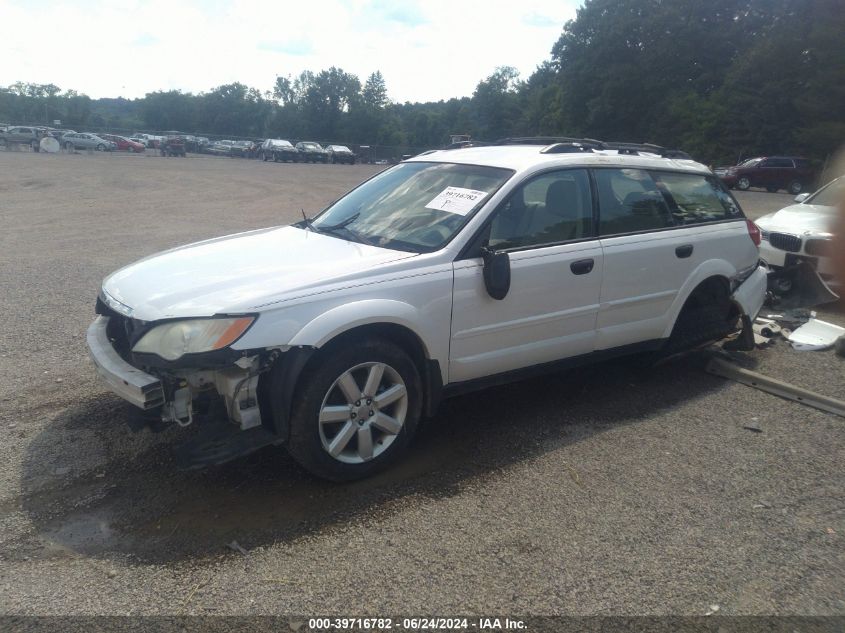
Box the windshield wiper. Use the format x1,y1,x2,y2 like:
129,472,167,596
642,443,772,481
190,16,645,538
318,212,360,231
313,212,378,246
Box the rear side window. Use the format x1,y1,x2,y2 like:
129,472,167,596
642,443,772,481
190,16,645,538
765,158,794,168
595,168,674,236
650,172,742,225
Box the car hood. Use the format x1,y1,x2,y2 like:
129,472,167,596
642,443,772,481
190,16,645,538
755,203,836,235
102,226,417,321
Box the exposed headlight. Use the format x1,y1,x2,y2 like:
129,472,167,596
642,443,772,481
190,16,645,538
132,317,255,361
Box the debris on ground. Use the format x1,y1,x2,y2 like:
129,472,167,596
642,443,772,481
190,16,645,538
787,319,845,351
226,540,248,556
705,604,721,616
706,356,845,418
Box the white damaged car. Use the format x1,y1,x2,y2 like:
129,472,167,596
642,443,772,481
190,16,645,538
756,175,842,290
87,140,767,480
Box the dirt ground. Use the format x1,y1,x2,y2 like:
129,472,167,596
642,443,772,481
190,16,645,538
0,151,842,617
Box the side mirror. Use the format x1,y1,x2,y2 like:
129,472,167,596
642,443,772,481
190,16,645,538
794,193,810,203
481,247,511,300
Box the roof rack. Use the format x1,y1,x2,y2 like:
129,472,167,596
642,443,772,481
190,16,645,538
495,136,603,148
490,136,692,159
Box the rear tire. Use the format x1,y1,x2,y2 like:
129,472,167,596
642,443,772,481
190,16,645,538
665,301,736,355
284,337,422,481
788,180,803,194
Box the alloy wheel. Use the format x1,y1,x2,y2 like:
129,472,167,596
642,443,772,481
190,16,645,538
318,361,408,464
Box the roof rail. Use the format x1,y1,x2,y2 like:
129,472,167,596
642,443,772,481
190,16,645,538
495,136,603,148
465,136,693,159
540,142,594,154
600,141,692,159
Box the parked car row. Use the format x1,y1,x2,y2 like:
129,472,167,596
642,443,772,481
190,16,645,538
3,123,365,164
200,137,358,163
0,125,158,153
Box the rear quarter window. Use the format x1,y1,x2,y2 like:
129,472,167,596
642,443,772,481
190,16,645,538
651,172,743,224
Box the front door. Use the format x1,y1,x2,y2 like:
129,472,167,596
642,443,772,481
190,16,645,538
450,168,603,383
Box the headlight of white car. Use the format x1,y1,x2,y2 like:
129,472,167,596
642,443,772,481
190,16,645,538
132,317,255,360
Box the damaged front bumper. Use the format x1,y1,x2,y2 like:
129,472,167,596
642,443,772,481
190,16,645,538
87,316,165,410
86,315,264,430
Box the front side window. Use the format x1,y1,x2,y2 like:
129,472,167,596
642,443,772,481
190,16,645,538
311,161,512,252
488,169,593,250
596,168,674,235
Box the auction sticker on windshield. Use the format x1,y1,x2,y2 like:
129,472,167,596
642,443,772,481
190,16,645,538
425,187,488,215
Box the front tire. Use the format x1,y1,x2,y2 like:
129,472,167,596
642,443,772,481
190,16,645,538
96,143,105,151
285,338,422,481
736,177,751,191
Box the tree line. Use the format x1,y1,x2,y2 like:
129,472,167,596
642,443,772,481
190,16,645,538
1,0,842,164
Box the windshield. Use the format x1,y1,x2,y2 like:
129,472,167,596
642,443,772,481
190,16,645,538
309,161,512,253
738,158,762,168
806,177,844,207
302,142,321,150
332,145,351,152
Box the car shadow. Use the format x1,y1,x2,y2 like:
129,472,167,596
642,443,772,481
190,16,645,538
18,351,729,565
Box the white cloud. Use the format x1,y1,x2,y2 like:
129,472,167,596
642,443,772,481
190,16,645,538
0,0,580,102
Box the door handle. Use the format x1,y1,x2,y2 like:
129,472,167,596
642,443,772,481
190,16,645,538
570,258,594,275
675,244,694,259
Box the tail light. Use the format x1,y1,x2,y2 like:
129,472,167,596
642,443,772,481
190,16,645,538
746,219,761,247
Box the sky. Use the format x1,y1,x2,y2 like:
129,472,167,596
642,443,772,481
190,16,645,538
0,0,580,103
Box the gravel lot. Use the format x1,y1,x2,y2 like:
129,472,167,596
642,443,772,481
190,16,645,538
0,151,842,617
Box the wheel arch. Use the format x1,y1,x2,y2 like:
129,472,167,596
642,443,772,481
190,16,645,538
287,299,434,358
661,262,736,339
261,302,444,438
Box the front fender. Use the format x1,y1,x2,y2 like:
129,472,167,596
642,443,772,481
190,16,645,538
287,299,431,354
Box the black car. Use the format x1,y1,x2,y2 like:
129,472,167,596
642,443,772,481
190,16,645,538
259,139,299,162
295,141,329,163
325,144,356,164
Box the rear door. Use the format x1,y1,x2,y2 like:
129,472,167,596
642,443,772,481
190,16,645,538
595,168,749,350
594,167,699,350
450,168,602,382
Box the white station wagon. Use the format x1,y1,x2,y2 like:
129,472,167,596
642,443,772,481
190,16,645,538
88,139,767,480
